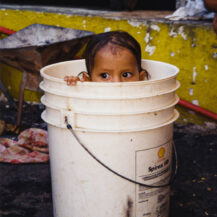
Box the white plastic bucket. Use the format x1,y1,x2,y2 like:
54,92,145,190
40,59,180,217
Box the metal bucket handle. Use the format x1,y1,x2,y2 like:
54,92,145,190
65,116,178,188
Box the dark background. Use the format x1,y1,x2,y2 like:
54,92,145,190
0,0,176,11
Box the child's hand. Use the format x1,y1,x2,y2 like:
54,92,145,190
64,72,90,85
64,75,80,85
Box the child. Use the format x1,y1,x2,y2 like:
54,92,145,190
64,30,149,85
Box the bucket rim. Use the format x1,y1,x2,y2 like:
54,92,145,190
40,59,179,85
39,80,180,100
42,109,179,133
40,94,179,115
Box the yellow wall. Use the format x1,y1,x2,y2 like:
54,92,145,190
0,8,216,122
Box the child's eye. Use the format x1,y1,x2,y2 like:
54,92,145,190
122,72,132,78
100,73,109,79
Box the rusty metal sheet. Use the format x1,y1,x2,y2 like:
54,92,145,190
0,23,94,91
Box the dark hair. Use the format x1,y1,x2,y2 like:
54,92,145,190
84,31,142,76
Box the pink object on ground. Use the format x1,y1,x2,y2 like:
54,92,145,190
0,128,49,163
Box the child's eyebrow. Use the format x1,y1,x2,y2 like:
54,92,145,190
98,68,111,72
100,68,133,71
99,68,134,73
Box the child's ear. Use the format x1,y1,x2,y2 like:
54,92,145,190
139,70,147,81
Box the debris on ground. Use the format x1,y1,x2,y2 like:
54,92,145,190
0,128,49,163
0,99,49,163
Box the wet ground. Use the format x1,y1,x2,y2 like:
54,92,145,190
0,100,216,217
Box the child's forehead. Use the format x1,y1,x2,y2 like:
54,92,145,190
98,43,128,55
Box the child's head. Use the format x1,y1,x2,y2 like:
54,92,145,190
84,31,146,82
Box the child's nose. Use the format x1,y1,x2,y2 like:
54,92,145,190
112,75,121,82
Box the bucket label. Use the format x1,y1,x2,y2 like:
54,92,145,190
135,141,172,217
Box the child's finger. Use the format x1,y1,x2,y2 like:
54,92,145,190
66,76,75,85
74,77,80,84
64,76,68,81
64,75,86,85
83,72,90,81
67,79,72,85
68,76,73,85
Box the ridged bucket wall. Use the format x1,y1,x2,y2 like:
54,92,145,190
40,59,180,217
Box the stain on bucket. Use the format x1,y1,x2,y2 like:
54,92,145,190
125,196,133,217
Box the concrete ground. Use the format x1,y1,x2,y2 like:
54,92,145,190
0,101,216,217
